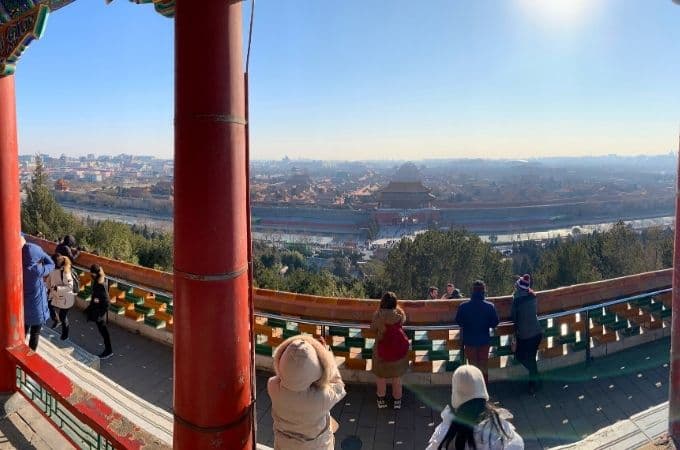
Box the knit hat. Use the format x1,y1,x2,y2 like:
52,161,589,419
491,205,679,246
278,338,323,392
516,274,531,291
451,365,489,409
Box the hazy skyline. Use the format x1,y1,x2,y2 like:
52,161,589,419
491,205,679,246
13,0,680,160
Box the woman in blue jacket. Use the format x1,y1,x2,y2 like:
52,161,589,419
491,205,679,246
22,235,55,351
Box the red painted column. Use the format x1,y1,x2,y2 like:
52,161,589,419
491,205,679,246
0,75,24,393
671,130,680,443
173,1,253,449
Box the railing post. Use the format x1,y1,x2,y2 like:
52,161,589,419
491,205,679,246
0,74,24,393
584,310,591,366
173,0,253,448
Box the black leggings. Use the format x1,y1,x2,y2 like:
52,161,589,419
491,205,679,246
24,325,42,351
58,308,70,340
96,320,112,353
515,333,543,382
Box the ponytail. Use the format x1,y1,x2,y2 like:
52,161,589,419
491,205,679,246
437,399,511,450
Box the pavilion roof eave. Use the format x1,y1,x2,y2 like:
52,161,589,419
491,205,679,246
0,0,174,26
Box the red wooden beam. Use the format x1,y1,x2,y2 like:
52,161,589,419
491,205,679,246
0,74,24,392
7,345,166,449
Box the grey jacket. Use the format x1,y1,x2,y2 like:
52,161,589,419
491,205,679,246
511,290,542,340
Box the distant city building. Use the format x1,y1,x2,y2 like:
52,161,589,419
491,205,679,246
377,162,435,209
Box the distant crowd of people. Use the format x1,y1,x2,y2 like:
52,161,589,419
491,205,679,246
20,233,113,359
268,277,542,449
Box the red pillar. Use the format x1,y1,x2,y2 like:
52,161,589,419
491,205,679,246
173,1,253,448
0,75,24,393
671,129,680,443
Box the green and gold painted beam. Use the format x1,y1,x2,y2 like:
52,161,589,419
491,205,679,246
104,0,174,18
0,0,173,77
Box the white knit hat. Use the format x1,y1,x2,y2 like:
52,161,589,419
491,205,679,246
451,365,489,409
278,338,323,392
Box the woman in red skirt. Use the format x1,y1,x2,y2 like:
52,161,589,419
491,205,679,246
371,291,410,409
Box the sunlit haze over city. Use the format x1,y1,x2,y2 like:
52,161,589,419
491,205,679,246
14,0,680,160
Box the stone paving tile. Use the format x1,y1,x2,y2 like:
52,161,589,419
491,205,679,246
56,317,673,449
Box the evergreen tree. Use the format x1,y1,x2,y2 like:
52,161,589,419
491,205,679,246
21,155,80,240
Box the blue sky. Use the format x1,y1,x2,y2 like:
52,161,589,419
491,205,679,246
13,0,680,160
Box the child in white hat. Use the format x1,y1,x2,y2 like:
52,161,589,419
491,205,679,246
267,335,346,450
427,365,524,450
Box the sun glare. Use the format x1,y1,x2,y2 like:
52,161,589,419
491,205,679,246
518,0,596,26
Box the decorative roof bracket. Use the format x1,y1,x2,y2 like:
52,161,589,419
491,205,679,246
0,3,48,76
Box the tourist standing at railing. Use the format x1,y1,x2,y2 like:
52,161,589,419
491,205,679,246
371,291,410,409
54,234,81,264
426,365,524,450
267,334,345,450
511,274,543,394
428,286,440,299
21,233,55,352
46,255,77,341
455,280,499,384
442,282,463,299
86,264,113,359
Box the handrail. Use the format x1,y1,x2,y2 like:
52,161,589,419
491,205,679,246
31,236,672,326
70,256,672,331
255,287,672,331
8,345,168,449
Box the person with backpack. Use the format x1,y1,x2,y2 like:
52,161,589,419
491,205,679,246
511,274,543,394
21,233,55,351
86,264,113,359
46,255,79,341
426,365,524,450
54,234,81,264
455,280,499,384
371,291,410,409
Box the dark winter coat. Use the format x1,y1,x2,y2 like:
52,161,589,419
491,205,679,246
87,274,109,321
511,289,542,340
455,292,500,346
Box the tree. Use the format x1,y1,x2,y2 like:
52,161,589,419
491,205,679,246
281,250,306,270
533,239,601,290
22,155,81,240
84,220,137,263
378,229,513,299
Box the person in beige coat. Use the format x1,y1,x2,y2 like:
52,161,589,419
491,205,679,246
267,334,346,450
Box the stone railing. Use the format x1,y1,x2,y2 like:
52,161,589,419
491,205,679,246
31,237,673,384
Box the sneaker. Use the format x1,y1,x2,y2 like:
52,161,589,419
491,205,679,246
99,350,113,359
393,399,402,410
377,396,387,409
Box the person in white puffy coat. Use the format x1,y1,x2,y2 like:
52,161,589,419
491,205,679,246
267,334,346,450
427,365,524,450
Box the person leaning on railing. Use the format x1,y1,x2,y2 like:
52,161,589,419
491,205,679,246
371,291,410,410
454,280,500,385
510,274,543,394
